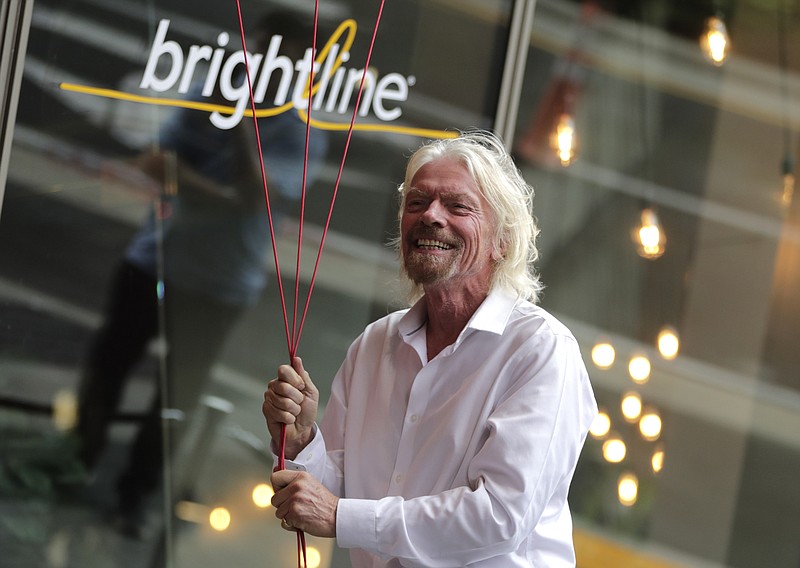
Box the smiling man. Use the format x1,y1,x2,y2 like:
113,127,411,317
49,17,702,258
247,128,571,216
263,130,598,567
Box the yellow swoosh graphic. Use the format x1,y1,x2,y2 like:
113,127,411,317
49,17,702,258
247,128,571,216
58,82,458,140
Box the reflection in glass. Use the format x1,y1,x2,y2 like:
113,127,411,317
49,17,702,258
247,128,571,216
639,409,662,441
633,208,666,260
628,355,651,384
700,16,730,66
591,342,616,369
652,446,665,474
621,392,643,422
252,483,274,508
589,410,611,439
209,507,231,531
551,112,578,166
617,472,638,507
602,435,627,463
657,327,679,360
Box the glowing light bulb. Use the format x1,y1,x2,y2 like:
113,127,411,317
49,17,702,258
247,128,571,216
701,16,730,66
633,208,666,259
628,355,651,384
639,409,662,441
550,113,578,166
602,435,627,463
591,342,616,369
52,389,78,431
589,410,611,438
306,546,323,568
781,157,795,210
657,327,680,360
621,392,642,422
652,447,665,473
618,472,639,506
252,484,274,508
209,507,231,531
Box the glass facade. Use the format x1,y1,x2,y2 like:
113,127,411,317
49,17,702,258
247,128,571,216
0,0,798,567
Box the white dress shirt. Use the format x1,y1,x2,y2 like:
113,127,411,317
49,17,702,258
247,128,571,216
290,288,597,567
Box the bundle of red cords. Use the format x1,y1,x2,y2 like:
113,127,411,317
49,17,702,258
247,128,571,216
233,1,386,565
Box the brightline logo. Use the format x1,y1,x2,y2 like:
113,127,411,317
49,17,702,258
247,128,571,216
59,18,457,139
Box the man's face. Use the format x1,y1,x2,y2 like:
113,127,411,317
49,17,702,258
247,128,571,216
401,158,498,291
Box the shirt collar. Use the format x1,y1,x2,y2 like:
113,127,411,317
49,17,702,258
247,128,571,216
398,287,520,339
467,287,519,335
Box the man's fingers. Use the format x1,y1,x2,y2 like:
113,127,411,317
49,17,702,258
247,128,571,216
292,357,308,379
271,470,301,496
277,363,307,391
292,357,319,398
262,401,296,425
270,377,304,399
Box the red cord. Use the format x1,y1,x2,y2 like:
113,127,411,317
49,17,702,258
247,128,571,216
296,0,386,344
233,0,291,352
291,1,320,357
233,0,387,565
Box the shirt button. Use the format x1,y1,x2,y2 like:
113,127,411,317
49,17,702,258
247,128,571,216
395,474,403,484
410,414,419,423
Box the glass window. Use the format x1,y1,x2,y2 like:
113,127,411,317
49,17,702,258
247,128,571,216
514,0,800,566
4,0,799,566
0,0,513,566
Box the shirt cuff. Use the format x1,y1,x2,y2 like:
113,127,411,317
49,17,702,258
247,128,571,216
270,424,321,469
336,498,378,551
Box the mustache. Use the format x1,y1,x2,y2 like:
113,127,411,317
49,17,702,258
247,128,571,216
407,227,458,244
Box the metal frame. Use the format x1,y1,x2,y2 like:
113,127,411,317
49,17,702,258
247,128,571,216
0,0,33,218
494,0,536,148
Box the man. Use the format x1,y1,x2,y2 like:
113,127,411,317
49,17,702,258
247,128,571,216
263,130,597,566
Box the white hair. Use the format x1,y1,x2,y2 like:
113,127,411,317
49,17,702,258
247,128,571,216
396,130,542,303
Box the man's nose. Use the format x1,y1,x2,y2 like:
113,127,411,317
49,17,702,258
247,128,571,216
420,201,446,226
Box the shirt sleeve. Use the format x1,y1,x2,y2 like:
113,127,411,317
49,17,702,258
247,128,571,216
282,424,345,497
335,332,597,567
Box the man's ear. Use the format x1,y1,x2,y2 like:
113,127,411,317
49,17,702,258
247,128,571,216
492,233,508,262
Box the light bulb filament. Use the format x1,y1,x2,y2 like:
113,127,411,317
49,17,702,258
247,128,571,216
633,208,666,259
551,113,577,166
701,16,730,66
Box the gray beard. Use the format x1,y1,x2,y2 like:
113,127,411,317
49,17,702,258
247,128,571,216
403,251,459,285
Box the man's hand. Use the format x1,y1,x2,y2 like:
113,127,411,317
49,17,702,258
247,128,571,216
263,357,319,459
271,470,338,538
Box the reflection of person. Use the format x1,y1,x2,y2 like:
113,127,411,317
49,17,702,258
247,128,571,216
264,131,597,567
75,11,327,536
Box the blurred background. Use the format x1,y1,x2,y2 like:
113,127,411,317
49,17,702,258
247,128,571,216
1,0,798,566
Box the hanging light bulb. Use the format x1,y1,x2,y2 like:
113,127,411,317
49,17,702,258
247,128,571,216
550,112,578,167
633,207,666,259
617,472,639,506
591,342,616,369
52,389,78,431
602,434,627,463
209,507,232,531
590,409,612,438
652,445,665,474
657,326,680,360
700,16,730,66
781,156,795,210
628,355,652,384
305,546,323,568
252,483,275,508
639,408,663,441
621,392,643,422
